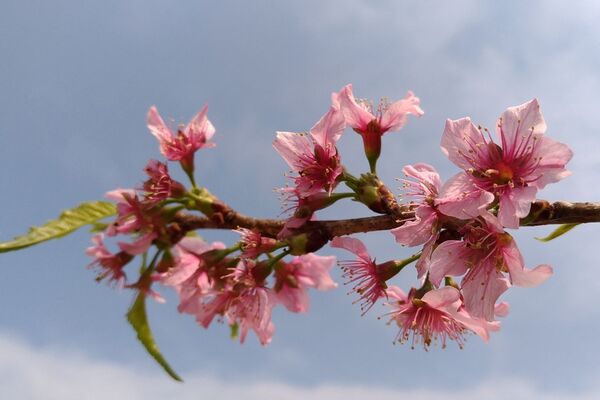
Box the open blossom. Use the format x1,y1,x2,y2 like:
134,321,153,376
428,213,553,321
392,163,442,247
331,236,398,314
86,233,133,284
273,105,345,196
235,228,278,259
157,237,227,315
147,105,215,173
337,84,423,169
437,99,573,228
274,253,337,313
385,286,500,349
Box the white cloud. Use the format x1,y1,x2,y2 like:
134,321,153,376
0,332,596,400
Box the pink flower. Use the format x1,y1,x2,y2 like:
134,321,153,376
338,84,424,136
226,285,277,345
275,253,337,313
104,189,148,236
235,228,278,259
157,237,226,314
337,84,423,170
117,231,157,255
385,286,500,349
428,213,553,320
331,236,398,314
86,234,133,284
437,99,573,228
147,105,215,174
391,163,442,247
142,159,185,203
273,105,345,196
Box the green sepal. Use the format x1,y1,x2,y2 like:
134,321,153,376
0,201,116,253
126,291,183,382
230,322,239,340
535,223,580,242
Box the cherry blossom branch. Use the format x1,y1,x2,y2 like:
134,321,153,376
172,200,600,239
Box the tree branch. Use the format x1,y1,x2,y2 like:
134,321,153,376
172,200,600,240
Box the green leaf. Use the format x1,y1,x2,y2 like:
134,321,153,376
535,223,580,242
126,291,183,382
0,201,117,253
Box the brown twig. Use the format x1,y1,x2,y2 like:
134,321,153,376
172,200,600,240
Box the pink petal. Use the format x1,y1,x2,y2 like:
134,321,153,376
498,186,537,229
402,163,441,195
147,105,173,143
118,232,157,255
178,237,225,255
445,305,501,343
295,253,337,291
415,236,436,280
391,206,438,247
330,236,370,261
502,240,553,287
379,91,424,132
385,285,408,302
441,117,488,171
277,286,310,313
185,104,215,142
531,135,573,189
497,99,546,158
310,105,345,149
421,286,460,308
428,241,472,287
436,172,494,220
158,253,199,286
494,302,510,317
461,263,511,321
272,131,314,172
337,84,374,130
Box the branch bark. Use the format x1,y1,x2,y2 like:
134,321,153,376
172,200,600,240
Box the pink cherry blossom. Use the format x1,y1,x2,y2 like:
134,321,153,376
273,105,345,197
437,99,572,228
337,84,423,170
234,228,278,259
385,286,499,349
86,233,133,284
142,159,185,203
337,84,424,136
331,236,397,314
274,253,337,313
428,213,553,320
104,188,157,236
391,163,442,247
147,105,215,173
157,237,227,315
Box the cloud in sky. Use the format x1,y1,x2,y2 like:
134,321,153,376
1,333,597,400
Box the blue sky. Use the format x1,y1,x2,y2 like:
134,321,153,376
2,1,600,398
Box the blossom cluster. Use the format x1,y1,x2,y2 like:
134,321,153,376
86,85,572,351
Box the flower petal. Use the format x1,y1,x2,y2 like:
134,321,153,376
436,172,494,220
497,99,546,158
337,84,374,131
330,236,371,262
441,117,488,171
498,186,537,229
310,105,345,149
503,240,553,287
379,91,424,132
428,241,472,287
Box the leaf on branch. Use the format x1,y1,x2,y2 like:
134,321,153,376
126,291,183,382
0,201,117,253
535,223,580,242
